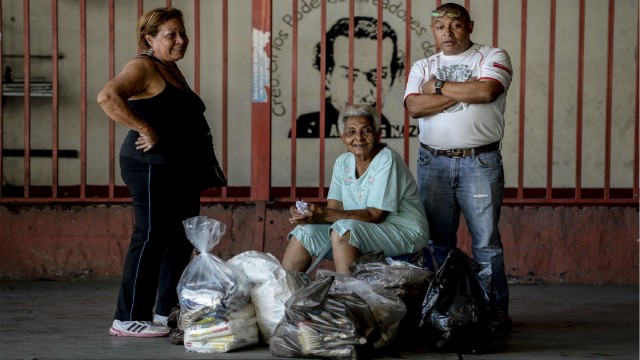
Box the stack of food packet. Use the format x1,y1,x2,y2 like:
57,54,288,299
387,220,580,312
177,216,258,353
269,275,376,359
316,270,407,349
182,303,258,352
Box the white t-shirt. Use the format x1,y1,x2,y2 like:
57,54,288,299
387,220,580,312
404,43,513,149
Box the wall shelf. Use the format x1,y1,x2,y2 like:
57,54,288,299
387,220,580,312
2,66,53,97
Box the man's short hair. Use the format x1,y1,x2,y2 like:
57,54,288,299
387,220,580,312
313,17,403,86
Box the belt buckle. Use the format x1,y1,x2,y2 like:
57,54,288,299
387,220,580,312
449,149,464,158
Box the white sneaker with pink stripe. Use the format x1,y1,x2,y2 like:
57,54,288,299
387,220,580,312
109,320,169,338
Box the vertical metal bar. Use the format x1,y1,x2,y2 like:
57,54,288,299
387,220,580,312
290,0,298,198
492,0,499,48
51,0,59,198
517,0,528,200
318,0,326,197
435,0,441,53
108,0,115,199
79,0,87,198
546,0,556,199
603,0,614,200
635,15,639,201
375,0,382,120
0,0,4,198
251,0,269,252
250,0,271,201
221,0,228,197
403,0,411,161
348,0,354,105
194,0,200,94
575,0,585,200
23,0,31,197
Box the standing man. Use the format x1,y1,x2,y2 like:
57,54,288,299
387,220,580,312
404,3,513,331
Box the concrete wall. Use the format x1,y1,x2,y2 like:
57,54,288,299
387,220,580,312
0,204,637,284
2,1,637,283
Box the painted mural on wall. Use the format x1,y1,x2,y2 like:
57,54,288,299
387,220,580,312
271,0,435,140
289,16,400,138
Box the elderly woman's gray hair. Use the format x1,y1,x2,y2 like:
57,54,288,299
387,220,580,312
337,104,382,134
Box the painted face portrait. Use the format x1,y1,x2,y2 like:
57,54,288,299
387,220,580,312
326,36,395,115
291,16,402,139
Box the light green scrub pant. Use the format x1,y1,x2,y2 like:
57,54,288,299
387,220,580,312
287,219,423,260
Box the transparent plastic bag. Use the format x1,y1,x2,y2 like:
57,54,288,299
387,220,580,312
349,252,433,336
177,216,251,331
316,270,407,349
269,276,370,359
183,303,259,353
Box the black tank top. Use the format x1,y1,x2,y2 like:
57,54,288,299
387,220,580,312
119,56,211,172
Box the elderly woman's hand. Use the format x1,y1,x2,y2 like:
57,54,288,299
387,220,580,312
289,203,322,224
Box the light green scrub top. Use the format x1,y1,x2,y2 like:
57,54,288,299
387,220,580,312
289,145,429,258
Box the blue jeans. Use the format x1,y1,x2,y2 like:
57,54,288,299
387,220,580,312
417,147,509,312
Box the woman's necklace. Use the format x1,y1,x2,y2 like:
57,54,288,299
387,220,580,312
146,54,190,91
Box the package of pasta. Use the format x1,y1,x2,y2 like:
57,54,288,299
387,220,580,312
316,270,407,349
269,275,375,359
183,303,259,353
177,216,252,332
349,251,433,334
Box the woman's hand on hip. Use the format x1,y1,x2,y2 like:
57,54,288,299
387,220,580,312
135,127,159,152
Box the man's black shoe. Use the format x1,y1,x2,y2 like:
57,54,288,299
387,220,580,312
490,312,513,333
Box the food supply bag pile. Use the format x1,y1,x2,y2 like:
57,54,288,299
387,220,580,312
176,216,258,353
349,251,433,334
228,251,307,344
315,270,407,349
270,275,379,359
419,247,495,354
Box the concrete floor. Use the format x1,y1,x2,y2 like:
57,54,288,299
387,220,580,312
0,279,637,360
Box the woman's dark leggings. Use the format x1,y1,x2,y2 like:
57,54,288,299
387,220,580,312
114,156,201,321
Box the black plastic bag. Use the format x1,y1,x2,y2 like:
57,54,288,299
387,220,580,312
198,133,227,189
419,248,496,354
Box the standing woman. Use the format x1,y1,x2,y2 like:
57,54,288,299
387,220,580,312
98,7,223,337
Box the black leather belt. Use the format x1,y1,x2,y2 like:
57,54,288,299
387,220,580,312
420,141,500,158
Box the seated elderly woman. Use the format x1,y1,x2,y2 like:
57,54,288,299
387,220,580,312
282,104,430,274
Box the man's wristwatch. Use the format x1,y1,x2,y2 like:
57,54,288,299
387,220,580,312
434,79,445,95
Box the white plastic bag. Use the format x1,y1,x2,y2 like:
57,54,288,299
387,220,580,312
228,251,305,344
